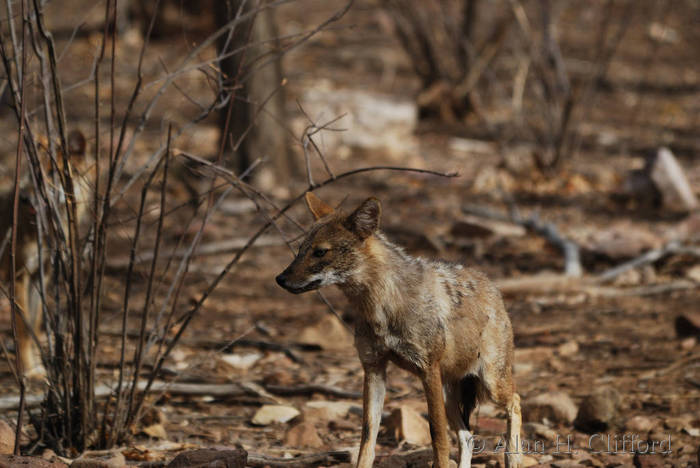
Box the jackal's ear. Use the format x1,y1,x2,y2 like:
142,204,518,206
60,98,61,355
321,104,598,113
346,197,381,239
305,192,334,220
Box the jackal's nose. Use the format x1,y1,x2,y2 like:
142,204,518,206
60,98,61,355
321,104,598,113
275,273,288,289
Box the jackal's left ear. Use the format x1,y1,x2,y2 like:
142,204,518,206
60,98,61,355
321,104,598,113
346,197,381,239
305,192,334,220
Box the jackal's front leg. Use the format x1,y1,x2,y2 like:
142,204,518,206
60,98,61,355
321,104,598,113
422,362,451,468
356,363,386,468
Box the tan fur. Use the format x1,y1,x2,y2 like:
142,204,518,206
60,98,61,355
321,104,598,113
1,130,93,378
276,195,521,468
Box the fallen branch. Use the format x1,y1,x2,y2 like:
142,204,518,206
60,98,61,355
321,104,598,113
0,381,251,410
463,204,582,276
497,275,696,298
596,241,700,284
264,383,361,400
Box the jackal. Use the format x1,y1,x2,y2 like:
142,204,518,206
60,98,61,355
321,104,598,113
1,130,92,377
276,193,521,468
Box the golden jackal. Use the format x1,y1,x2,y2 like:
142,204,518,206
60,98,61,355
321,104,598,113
1,130,92,378
276,193,521,468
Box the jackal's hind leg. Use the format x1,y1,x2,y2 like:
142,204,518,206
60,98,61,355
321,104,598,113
505,393,522,468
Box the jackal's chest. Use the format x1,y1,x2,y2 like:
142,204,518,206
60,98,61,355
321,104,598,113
353,306,445,372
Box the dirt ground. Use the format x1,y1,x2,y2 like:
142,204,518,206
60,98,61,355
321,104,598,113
1,1,699,467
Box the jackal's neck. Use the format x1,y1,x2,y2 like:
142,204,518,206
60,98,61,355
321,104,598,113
339,232,421,318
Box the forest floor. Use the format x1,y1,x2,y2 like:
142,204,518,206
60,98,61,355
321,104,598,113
0,1,699,467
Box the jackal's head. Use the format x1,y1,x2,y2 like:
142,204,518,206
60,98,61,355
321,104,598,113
275,193,381,294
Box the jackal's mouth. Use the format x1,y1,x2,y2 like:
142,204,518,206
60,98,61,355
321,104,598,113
284,279,322,294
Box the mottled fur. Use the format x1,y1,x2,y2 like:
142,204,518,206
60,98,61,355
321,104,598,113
277,193,521,468
0,130,92,377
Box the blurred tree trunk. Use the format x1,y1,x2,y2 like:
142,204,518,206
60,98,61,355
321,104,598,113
216,0,294,185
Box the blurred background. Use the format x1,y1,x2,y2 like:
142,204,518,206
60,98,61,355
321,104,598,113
0,0,698,466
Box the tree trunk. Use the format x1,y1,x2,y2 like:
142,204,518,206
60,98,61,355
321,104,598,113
216,0,294,185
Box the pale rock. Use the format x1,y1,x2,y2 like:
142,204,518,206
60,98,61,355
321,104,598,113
522,391,578,425
574,387,621,433
0,421,14,455
284,421,323,448
522,422,558,442
521,455,539,467
71,450,126,468
680,337,697,350
251,405,300,426
650,147,698,212
142,423,167,440
298,314,353,351
304,400,355,421
625,415,658,433
686,265,700,283
219,352,262,371
386,406,431,446
557,340,579,357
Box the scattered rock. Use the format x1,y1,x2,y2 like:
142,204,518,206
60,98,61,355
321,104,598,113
633,452,665,468
141,423,167,440
219,352,262,371
676,312,700,337
680,337,697,350
625,415,658,433
686,265,700,283
521,455,539,467
71,450,126,468
0,455,67,467
556,340,579,357
584,223,663,259
251,405,300,426
284,421,323,448
385,406,431,446
298,314,353,351
522,391,578,425
167,448,247,468
574,387,621,433
0,421,14,455
650,147,698,212
304,400,355,421
522,422,558,442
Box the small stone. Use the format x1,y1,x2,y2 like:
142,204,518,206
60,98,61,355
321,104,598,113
680,337,697,350
385,406,431,446
0,421,14,455
167,448,247,468
650,147,698,212
284,421,323,448
141,423,167,440
557,341,579,357
304,401,355,421
219,352,262,371
70,450,126,468
298,314,353,351
574,387,621,433
522,391,578,425
685,265,700,283
251,405,300,426
522,422,558,441
625,415,657,433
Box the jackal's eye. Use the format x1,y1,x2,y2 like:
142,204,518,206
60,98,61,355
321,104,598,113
312,248,328,258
